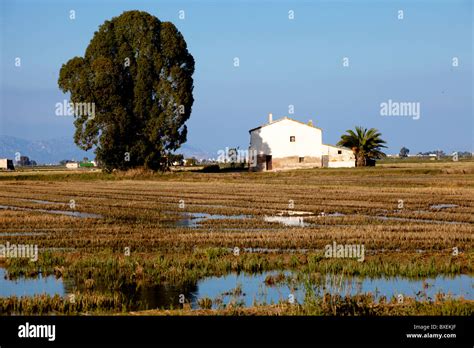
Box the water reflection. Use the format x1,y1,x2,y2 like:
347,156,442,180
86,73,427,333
0,268,64,297
430,204,458,209
263,216,310,227
192,272,473,308
0,205,102,218
1,268,471,311
173,212,249,228
62,277,199,311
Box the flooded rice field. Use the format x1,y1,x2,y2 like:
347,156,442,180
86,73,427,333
0,165,472,315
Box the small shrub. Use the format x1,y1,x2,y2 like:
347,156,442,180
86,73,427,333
198,297,213,309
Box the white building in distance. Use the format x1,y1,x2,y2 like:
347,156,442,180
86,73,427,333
249,114,355,171
65,162,79,169
0,159,15,170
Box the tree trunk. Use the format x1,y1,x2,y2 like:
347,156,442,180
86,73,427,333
356,154,367,167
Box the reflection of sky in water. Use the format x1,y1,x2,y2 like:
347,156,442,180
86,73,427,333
0,268,65,297
191,272,299,308
0,266,472,310
0,205,101,218
167,210,463,229
263,216,310,227
193,273,473,307
175,212,249,228
351,275,472,299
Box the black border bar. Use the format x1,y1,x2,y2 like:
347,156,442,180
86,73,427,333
0,316,472,346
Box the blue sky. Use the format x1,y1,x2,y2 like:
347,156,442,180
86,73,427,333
0,0,472,155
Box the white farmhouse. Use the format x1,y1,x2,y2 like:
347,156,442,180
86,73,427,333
249,114,355,171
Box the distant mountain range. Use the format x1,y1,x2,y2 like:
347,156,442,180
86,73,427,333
0,135,212,164
175,144,213,161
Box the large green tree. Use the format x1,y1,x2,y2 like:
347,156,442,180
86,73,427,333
58,11,194,171
337,126,387,167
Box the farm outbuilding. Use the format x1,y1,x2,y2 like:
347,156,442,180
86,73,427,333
0,159,15,170
65,162,79,169
248,114,355,171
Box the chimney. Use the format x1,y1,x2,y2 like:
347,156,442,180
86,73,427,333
268,113,273,124
308,119,313,126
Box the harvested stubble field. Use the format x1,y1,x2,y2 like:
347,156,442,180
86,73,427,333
0,161,473,315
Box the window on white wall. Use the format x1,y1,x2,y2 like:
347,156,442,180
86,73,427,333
338,150,342,154
290,136,295,142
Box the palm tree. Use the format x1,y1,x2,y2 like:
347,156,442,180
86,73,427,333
337,126,387,167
